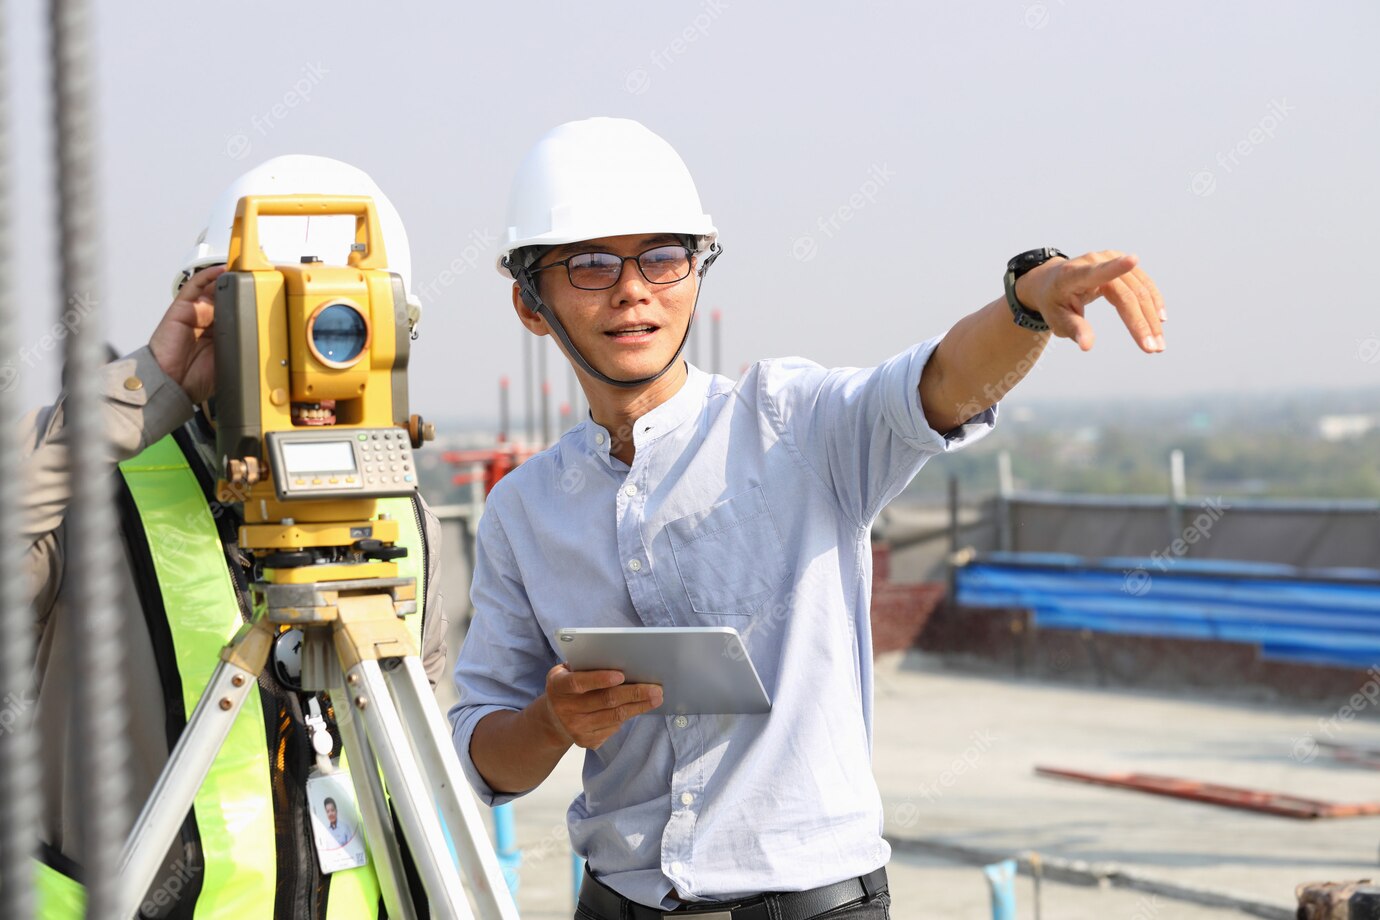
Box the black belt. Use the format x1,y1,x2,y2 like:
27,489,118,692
578,865,888,920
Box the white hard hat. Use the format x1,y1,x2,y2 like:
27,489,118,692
498,117,717,277
174,154,423,331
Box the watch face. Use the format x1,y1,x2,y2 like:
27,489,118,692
1010,247,1066,275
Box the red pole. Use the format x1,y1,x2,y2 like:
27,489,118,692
498,376,510,444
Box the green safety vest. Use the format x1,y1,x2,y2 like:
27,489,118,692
36,433,427,919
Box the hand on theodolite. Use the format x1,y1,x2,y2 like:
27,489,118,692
148,264,224,404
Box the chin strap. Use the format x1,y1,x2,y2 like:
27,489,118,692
507,243,721,390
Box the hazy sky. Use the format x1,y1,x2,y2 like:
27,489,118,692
6,0,1377,425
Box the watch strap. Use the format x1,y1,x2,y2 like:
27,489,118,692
1003,246,1067,333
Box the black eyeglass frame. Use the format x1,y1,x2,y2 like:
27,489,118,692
528,244,696,291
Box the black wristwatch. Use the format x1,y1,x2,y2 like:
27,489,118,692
1004,247,1067,332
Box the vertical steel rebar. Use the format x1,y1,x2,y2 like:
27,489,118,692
47,0,129,915
0,2,42,915
946,474,960,601
688,308,699,367
996,450,1014,553
710,308,722,377
522,332,534,445
1168,448,1186,547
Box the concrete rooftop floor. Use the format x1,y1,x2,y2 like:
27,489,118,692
446,651,1380,918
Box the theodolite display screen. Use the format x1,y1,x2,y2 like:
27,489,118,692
266,429,416,501
282,440,357,475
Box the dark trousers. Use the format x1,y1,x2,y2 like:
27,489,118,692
574,869,892,920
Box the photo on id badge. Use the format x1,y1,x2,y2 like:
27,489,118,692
307,771,368,873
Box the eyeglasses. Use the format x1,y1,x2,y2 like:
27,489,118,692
530,244,693,291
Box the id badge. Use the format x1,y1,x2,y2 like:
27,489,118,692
306,767,369,874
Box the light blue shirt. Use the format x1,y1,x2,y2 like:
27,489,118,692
329,821,353,847
449,338,995,908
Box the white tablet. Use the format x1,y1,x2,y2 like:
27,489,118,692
554,626,772,715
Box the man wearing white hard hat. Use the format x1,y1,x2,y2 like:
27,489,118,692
20,155,445,918
451,117,1166,917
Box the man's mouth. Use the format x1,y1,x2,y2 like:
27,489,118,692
606,324,659,339
292,399,337,425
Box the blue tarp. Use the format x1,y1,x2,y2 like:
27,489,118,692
955,555,1380,670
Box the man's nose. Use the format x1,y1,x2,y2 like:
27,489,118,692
611,259,653,305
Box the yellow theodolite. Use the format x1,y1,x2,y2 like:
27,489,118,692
117,195,518,920
215,194,427,583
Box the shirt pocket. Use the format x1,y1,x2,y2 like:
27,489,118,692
665,486,789,616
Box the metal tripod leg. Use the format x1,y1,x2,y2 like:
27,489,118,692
389,656,519,920
347,658,475,920
115,620,274,919
116,578,518,920
334,690,419,920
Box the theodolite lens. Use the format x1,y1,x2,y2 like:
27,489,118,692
310,302,369,366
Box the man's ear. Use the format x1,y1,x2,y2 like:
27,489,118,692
512,283,549,336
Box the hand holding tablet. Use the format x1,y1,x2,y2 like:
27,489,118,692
554,626,772,716
540,663,665,751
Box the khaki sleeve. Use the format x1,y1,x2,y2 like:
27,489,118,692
418,495,449,689
19,346,195,623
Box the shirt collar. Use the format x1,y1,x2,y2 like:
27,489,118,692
583,362,711,463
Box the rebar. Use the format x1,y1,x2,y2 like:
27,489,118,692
48,0,129,914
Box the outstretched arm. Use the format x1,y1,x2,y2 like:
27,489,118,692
920,250,1166,432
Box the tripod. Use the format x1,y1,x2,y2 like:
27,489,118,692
115,571,520,920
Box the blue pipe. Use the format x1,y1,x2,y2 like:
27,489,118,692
492,802,521,893
983,859,1017,920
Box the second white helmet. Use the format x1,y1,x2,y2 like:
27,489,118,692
174,154,423,331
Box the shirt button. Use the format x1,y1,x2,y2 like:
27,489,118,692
595,432,606,445
680,792,694,806
674,715,688,729
624,484,638,497
628,559,642,572
123,376,143,391
669,860,684,875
